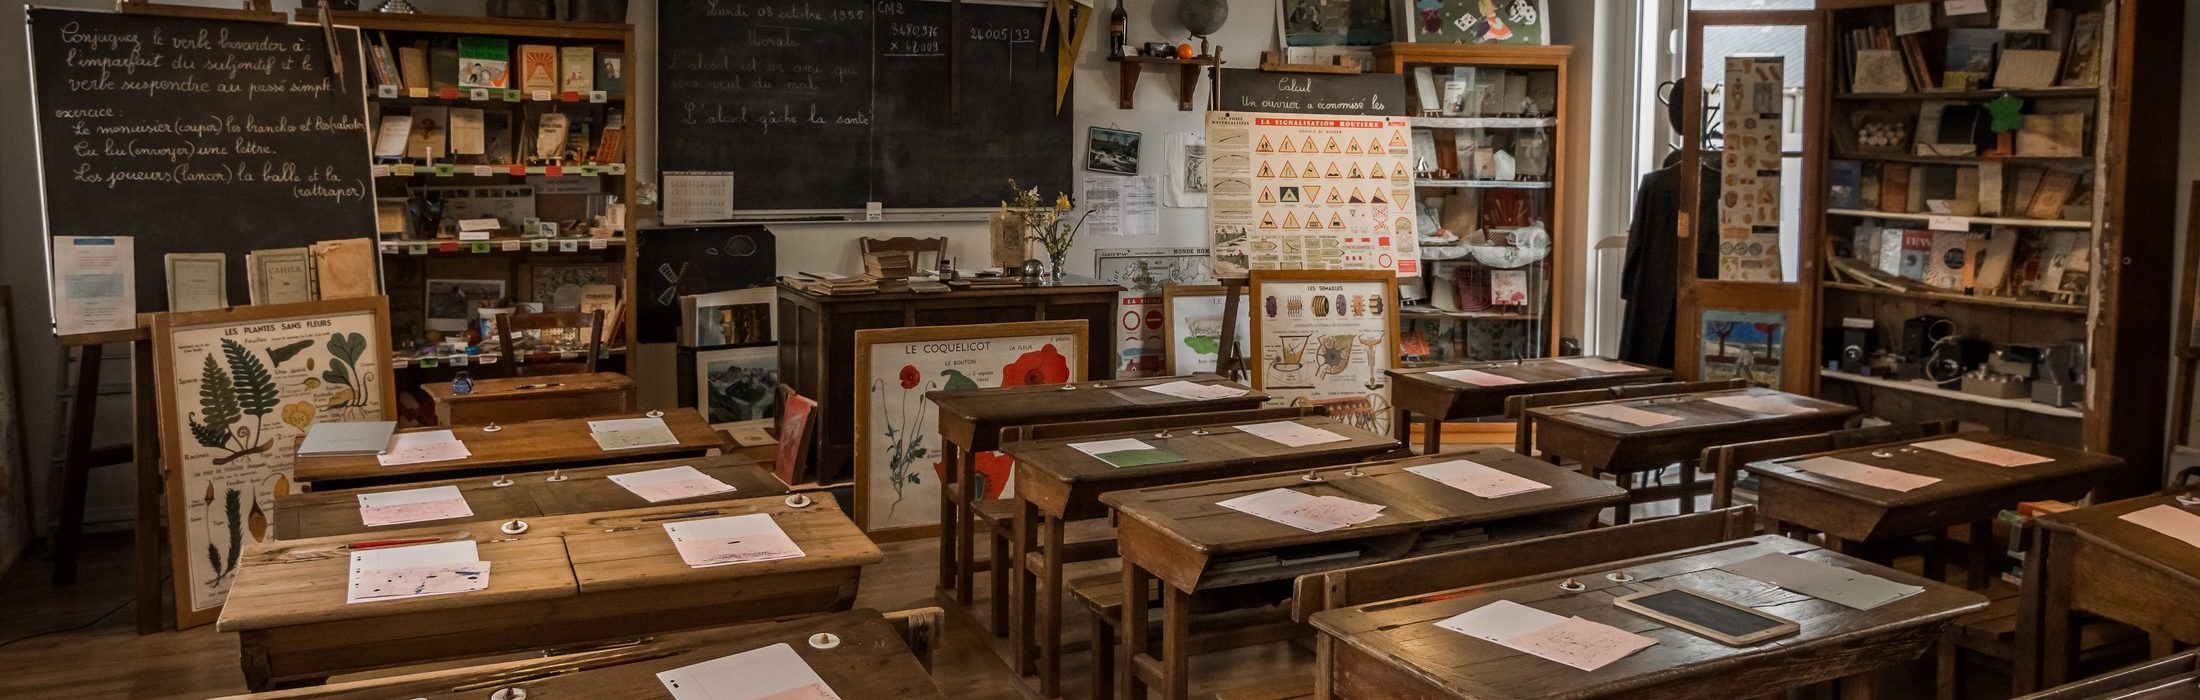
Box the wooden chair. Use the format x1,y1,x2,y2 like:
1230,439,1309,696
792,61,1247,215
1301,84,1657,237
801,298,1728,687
495,309,604,377
882,607,945,672
860,236,948,271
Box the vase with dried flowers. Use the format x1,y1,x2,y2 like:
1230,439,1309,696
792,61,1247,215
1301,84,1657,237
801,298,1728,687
999,180,1093,284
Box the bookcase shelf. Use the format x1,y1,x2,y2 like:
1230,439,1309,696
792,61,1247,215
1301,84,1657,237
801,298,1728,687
1826,208,2095,229
1820,370,2083,419
1833,152,2092,167
1821,281,2086,315
1833,86,2102,101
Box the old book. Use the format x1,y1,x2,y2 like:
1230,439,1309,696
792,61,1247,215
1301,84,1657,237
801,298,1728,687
519,44,559,94
406,106,449,160
1924,231,1971,289
164,253,227,312
311,238,381,300
1953,167,1980,215
1830,161,1863,209
2026,170,2079,220
1977,162,2005,216
1942,29,1999,91
2012,168,2043,213
248,247,315,305
1899,230,1934,281
373,115,411,159
369,34,402,89
596,51,626,94
2016,112,2085,158
1994,49,2062,89
397,43,430,90
1879,163,1911,213
429,45,460,91
1875,228,1905,277
2062,13,2103,85
1974,228,2018,293
449,107,485,156
457,36,508,89
535,112,569,162
483,111,514,164
1851,49,1911,93
560,46,595,93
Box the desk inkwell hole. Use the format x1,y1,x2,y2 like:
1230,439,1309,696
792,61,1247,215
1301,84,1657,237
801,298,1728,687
645,410,665,418
491,476,514,487
1606,572,1636,583
500,519,529,535
786,493,813,508
482,422,502,433
545,469,568,483
1301,469,1324,483
2175,494,2200,508
1558,578,1587,592
808,632,841,649
1154,428,1174,440
489,688,526,700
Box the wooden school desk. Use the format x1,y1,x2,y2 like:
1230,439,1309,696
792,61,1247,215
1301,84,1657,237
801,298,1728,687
1000,412,1396,697
1749,432,2119,589
1106,449,1627,699
292,410,723,490
2017,488,2200,692
210,609,947,700
1526,387,1855,522
2015,649,2200,700
217,493,881,690
1310,535,1989,699
273,454,788,539
421,371,637,426
927,374,1267,610
1386,357,1670,453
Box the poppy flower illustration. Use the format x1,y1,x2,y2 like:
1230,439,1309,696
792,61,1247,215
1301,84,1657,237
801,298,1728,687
934,451,1017,500
898,365,921,390
1001,344,1071,386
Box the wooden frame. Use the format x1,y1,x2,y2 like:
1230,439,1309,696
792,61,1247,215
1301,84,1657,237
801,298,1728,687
1615,586,1803,646
1159,283,1245,376
1247,269,1402,435
152,296,395,629
851,320,1088,536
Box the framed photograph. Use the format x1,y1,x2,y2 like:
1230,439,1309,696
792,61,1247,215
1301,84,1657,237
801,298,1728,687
152,297,395,629
696,345,780,424
1086,126,1142,175
517,261,620,310
681,288,776,347
1161,283,1250,375
425,278,506,332
1401,0,1548,45
1249,270,1399,436
853,321,1087,536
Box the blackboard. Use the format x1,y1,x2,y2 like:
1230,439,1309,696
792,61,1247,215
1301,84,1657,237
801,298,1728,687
26,8,376,315
657,0,1072,211
1216,68,1407,116
634,224,778,344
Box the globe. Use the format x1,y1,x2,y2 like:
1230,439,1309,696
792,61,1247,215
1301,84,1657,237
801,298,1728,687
1179,0,1228,38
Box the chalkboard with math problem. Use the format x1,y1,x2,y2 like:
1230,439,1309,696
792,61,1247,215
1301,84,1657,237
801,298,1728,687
25,8,376,313
658,0,1072,212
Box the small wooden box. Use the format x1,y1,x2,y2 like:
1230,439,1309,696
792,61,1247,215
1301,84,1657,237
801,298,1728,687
425,371,637,425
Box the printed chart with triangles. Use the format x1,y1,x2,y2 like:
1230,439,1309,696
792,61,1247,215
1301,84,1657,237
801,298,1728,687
1205,111,1419,277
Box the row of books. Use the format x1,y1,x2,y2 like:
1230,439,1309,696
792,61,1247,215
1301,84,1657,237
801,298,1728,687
161,239,379,313
1839,11,2102,94
782,272,879,296
1830,160,2085,222
372,106,623,166
1834,225,2087,299
367,33,624,96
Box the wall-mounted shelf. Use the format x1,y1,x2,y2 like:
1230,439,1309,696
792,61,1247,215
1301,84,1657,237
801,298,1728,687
1107,54,1221,110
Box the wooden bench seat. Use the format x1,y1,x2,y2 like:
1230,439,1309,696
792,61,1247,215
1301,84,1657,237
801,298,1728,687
972,497,1120,636
1070,569,1305,699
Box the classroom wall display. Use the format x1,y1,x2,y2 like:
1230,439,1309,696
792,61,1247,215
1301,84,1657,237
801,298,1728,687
853,321,1086,534
1215,69,1409,116
1280,0,1395,46
1249,270,1400,435
1117,292,1166,378
634,225,776,345
152,297,395,628
1718,56,1787,282
1162,284,1251,375
696,345,780,425
1205,111,1421,278
1096,247,1216,289
25,9,376,320
1406,0,1550,45
1699,309,1787,389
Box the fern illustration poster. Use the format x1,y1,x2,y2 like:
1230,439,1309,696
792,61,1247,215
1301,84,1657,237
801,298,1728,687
852,321,1086,534
153,298,393,628
1248,270,1401,436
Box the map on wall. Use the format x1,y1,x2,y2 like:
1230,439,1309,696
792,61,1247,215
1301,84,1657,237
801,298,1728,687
1206,112,1420,278
1096,248,1217,290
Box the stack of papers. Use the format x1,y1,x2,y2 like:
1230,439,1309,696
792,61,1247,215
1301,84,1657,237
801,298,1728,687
1236,421,1350,447
590,416,682,451
1784,456,1942,493
1437,600,1657,671
658,642,841,700
609,466,738,503
1407,460,1551,499
356,485,474,527
1705,394,1815,416
1141,380,1249,401
783,271,879,296
1555,357,1640,374
1217,488,1385,533
663,513,806,568
1069,438,1185,468
1569,403,1683,428
2120,505,2200,549
347,540,490,604
1723,553,1923,610
376,430,473,467
1431,368,1526,387
299,420,398,456
1911,438,2052,467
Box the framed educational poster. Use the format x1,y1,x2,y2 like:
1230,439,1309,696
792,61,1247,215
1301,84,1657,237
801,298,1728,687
1249,270,1400,435
1205,111,1420,279
1699,309,1786,390
1716,56,1786,282
853,321,1087,535
1117,291,1166,378
1404,0,1551,45
153,297,395,629
696,345,780,424
1162,284,1251,375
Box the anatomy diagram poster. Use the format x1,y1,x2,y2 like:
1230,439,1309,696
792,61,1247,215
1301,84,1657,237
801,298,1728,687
1206,112,1419,278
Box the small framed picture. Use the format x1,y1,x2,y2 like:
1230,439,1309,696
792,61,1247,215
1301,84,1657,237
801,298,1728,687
1086,126,1142,175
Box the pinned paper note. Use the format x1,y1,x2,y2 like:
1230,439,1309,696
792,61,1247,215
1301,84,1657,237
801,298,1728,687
589,416,682,451
2120,505,2200,549
1141,380,1250,401
1785,456,1942,493
1069,438,1185,469
609,466,737,503
1431,368,1526,386
1217,488,1384,533
1555,357,1640,374
1407,460,1551,499
1569,403,1683,428
1911,438,2052,467
1235,421,1351,447
376,430,473,466
1705,394,1814,416
1436,600,1655,672
663,513,806,568
658,642,842,700
347,540,490,604
357,485,474,527
1723,553,1923,610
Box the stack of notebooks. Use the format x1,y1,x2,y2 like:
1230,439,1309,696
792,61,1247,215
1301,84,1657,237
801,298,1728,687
783,272,879,296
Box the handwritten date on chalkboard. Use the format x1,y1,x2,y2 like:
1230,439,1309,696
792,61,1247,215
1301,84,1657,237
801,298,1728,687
28,9,377,312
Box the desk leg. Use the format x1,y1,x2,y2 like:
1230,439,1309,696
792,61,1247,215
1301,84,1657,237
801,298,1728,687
1314,635,1335,700
1837,669,1881,700
1010,500,1037,675
131,340,164,634
2037,530,2078,688
1161,586,1191,700
937,441,962,599
1423,418,1442,456
1121,564,1152,700
1040,513,1066,697
51,344,103,587
1392,406,1412,446
957,449,978,604
2012,526,2052,694
1965,519,1994,590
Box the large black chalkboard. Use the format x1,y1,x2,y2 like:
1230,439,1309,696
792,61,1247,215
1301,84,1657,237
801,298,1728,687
26,8,376,315
657,0,1072,211
634,224,778,344
1216,68,1407,116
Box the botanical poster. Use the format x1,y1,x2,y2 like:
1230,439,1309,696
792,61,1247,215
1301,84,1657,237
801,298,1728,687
1252,276,1396,434
1700,309,1786,389
1206,111,1419,278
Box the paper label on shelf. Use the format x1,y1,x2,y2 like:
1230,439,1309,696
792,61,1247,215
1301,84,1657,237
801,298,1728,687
473,165,494,177
392,163,417,176
433,163,456,177
532,89,553,101
470,87,490,101
531,240,551,252
377,84,399,98
380,241,399,254
503,89,522,102
588,238,608,250
408,87,430,98
371,164,392,178
590,90,608,103
501,240,521,252
560,240,580,252
1927,215,1969,232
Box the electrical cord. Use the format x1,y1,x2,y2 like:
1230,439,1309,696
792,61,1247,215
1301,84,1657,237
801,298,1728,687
0,595,136,650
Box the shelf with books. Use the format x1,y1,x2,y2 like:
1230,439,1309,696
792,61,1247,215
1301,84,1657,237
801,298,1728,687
1406,116,1558,130
371,89,626,105
379,238,628,255
370,163,627,178
1832,152,2091,167
1820,369,2083,419
1826,208,2094,230
1833,86,2102,101
1820,281,2085,315
1415,179,1554,190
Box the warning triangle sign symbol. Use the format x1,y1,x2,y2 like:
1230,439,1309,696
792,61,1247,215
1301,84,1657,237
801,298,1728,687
1256,135,1274,152
1349,187,1365,204
1371,163,1387,179
1325,162,1343,178
1300,137,1318,152
1277,137,1296,153
1283,212,1301,229
1370,189,1389,204
1345,138,1363,154
1258,187,1276,204
1348,163,1364,179
1303,186,1321,202
1326,189,1345,204
1258,162,1275,178
1280,162,1298,178
1324,137,1341,153
1389,130,1408,147
1279,187,1300,203
1260,212,1278,229
1330,212,1346,228
1305,214,1323,230
1369,140,1385,154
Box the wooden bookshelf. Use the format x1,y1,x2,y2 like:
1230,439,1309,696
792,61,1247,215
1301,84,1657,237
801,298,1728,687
1820,281,2087,315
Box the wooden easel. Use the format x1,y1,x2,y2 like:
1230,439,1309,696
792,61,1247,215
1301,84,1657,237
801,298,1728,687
1213,277,1249,382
